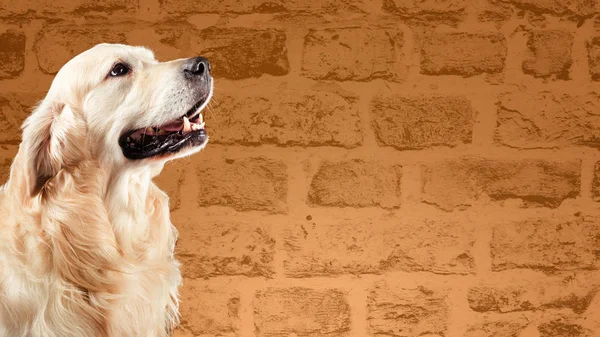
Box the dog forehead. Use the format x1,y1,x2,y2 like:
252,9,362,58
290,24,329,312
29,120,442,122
78,43,156,65
47,44,158,98
58,44,155,75
63,43,155,76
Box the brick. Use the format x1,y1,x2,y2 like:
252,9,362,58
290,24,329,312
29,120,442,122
465,316,528,337
496,91,600,148
0,0,137,16
0,92,42,144
195,156,287,213
491,214,600,271
302,27,405,82
383,0,466,25
421,158,581,211
34,26,127,75
0,157,12,184
126,23,195,61
254,287,350,337
523,30,573,80
538,319,591,337
368,282,449,337
209,89,361,148
170,330,193,337
154,161,186,211
308,159,402,208
587,37,600,81
468,280,597,314
497,0,597,18
0,31,25,80
421,32,507,76
191,27,289,80
284,217,475,277
178,279,240,337
593,162,600,200
173,213,276,278
370,94,474,150
158,0,371,14
476,2,513,23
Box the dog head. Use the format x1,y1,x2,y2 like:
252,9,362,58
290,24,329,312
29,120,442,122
19,43,213,196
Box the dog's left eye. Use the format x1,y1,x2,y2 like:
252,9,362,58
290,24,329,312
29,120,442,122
109,63,130,77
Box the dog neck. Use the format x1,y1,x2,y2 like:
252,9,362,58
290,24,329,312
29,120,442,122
104,162,177,259
7,152,176,263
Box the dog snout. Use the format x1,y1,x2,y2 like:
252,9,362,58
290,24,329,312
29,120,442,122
183,56,211,79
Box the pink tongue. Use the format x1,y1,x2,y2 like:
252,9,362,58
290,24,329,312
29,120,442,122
160,120,183,131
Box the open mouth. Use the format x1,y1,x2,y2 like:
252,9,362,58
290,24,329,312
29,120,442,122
118,100,208,160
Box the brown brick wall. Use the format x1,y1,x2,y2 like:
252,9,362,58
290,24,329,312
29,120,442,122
1,0,600,336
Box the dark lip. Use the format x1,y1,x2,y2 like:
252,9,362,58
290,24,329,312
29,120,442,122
119,128,208,160
185,98,205,119
119,95,208,141
118,95,209,160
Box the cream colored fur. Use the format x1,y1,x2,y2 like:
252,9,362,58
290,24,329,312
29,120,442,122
0,44,211,337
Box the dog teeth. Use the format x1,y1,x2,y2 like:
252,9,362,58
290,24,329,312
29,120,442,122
191,123,203,131
182,116,191,132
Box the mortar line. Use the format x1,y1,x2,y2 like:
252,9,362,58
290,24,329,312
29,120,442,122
238,283,257,337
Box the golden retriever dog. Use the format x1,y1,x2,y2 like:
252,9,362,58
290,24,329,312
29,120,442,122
0,43,212,337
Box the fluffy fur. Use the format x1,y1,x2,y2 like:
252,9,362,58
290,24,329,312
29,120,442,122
0,44,212,337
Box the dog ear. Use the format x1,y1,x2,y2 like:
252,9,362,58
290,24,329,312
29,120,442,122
20,101,66,197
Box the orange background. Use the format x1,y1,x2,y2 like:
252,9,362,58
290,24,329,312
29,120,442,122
1,0,600,336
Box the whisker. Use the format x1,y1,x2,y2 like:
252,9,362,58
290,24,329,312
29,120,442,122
207,103,219,123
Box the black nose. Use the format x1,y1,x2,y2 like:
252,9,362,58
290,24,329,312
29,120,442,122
183,56,210,77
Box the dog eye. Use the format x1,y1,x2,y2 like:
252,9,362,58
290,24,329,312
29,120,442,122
109,63,130,77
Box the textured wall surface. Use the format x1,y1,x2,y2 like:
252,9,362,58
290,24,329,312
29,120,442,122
1,0,600,336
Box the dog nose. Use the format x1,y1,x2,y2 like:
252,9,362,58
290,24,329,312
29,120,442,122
183,57,210,77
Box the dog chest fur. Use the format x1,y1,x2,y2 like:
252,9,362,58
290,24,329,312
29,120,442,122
0,158,181,337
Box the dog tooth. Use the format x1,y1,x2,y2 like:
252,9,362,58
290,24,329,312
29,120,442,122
182,116,191,132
